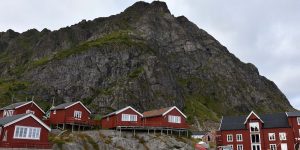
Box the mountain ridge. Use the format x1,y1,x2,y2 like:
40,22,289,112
0,1,294,129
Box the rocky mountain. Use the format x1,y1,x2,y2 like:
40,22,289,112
51,130,194,150
0,1,294,129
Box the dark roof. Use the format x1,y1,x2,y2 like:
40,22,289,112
286,111,300,117
142,107,172,118
0,102,28,110
220,112,290,131
191,131,208,135
50,102,76,110
0,114,28,126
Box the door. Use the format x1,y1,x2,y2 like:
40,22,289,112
281,143,287,150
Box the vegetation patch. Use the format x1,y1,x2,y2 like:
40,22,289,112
78,133,99,150
129,67,144,78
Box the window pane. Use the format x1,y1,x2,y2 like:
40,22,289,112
15,127,19,137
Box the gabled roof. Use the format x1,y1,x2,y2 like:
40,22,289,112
0,101,45,114
220,112,290,131
50,101,91,113
244,111,264,124
286,111,300,117
103,106,143,118
0,113,51,131
142,106,187,118
0,102,28,110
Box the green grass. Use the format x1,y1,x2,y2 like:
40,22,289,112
128,67,144,78
9,30,149,76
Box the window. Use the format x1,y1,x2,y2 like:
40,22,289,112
26,110,35,114
53,110,56,114
251,134,260,143
121,114,137,121
298,117,300,125
269,133,276,141
270,144,276,150
237,144,243,150
168,115,181,123
106,117,109,121
3,110,14,117
228,145,233,150
252,144,261,150
74,110,82,119
236,134,243,141
250,122,260,132
279,132,286,140
227,134,233,142
14,126,41,140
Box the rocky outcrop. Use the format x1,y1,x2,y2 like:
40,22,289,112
51,130,193,150
0,1,294,129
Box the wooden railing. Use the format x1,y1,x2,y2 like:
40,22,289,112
65,117,101,126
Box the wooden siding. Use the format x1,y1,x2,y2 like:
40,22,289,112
0,117,51,149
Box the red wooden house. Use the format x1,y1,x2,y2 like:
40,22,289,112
101,106,143,129
0,113,51,149
217,111,298,150
142,106,188,129
49,101,93,130
0,101,45,119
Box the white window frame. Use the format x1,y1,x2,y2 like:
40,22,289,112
251,144,261,150
251,133,260,143
53,110,56,114
168,115,181,123
237,144,243,150
13,126,41,140
279,132,286,140
269,133,276,141
4,110,14,117
121,114,137,121
236,134,243,142
74,110,82,119
270,144,276,150
227,134,233,142
26,110,35,114
297,117,300,125
249,122,260,132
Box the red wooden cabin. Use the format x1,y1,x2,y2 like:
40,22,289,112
142,106,188,129
217,111,297,150
49,101,93,130
0,113,51,149
101,106,143,129
0,101,45,119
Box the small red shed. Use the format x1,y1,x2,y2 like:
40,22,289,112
49,101,92,130
101,106,143,129
0,113,51,149
142,106,188,129
0,101,45,119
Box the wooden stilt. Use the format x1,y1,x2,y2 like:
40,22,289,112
72,125,74,132
134,129,136,137
179,130,181,137
148,129,149,135
161,129,162,135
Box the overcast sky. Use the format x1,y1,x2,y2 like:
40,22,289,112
0,0,299,110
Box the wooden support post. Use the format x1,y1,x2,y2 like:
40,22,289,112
186,130,188,137
167,129,168,135
154,129,155,135
120,128,122,137
72,125,74,132
171,129,172,135
62,124,65,130
134,129,136,137
179,130,181,137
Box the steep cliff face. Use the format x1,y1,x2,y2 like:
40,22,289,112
0,1,294,128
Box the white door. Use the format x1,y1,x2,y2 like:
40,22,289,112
281,143,288,150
